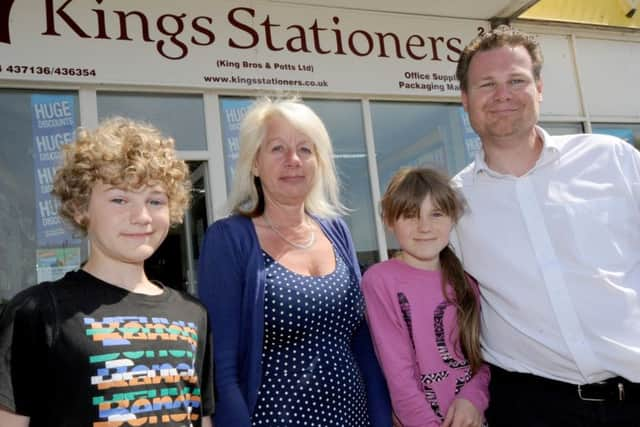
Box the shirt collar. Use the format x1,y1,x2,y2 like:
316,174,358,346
472,125,561,179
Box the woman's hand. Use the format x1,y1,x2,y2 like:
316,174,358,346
441,398,482,427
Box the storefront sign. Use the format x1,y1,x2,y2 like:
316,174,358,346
0,0,486,96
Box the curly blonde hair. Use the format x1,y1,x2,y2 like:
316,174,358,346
52,117,191,232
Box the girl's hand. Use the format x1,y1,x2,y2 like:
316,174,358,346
441,398,482,427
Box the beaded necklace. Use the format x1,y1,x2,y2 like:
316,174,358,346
263,212,316,250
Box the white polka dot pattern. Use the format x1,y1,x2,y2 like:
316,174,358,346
251,250,371,426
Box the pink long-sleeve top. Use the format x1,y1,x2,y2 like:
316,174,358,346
362,258,490,427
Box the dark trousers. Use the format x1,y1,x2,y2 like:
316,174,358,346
486,364,640,427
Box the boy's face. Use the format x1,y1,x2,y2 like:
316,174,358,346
78,181,170,268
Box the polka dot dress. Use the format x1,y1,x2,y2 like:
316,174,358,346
251,249,371,426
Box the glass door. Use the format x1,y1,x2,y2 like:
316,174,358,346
146,161,209,295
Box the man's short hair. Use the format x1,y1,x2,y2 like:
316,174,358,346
456,25,543,92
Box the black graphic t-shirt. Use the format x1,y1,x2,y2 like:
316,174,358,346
0,270,214,426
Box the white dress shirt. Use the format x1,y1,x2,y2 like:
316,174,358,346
451,126,640,384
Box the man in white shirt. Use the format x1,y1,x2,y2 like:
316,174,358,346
451,25,640,427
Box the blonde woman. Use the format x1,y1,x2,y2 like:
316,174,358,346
198,97,391,426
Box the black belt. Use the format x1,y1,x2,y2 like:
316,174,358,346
489,364,640,402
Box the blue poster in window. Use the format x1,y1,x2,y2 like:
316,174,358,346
219,98,253,191
31,94,81,251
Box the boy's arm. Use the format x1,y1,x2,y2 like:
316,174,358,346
0,407,29,427
0,287,50,423
198,311,215,418
361,271,440,427
197,220,252,427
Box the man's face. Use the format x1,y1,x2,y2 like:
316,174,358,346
461,45,543,144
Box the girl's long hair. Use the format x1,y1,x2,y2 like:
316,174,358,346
381,167,482,372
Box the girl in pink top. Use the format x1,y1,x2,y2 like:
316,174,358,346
362,167,489,427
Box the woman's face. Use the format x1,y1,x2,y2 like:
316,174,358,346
254,115,318,208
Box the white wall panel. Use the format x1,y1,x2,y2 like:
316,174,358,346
575,37,640,119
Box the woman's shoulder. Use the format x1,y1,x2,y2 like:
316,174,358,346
208,214,254,236
314,215,350,239
213,213,251,227
314,214,345,228
203,214,259,256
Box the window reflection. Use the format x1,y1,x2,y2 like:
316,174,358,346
97,92,207,151
305,99,379,270
0,89,84,303
370,101,473,254
370,102,472,190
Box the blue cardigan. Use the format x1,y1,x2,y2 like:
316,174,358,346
198,214,391,426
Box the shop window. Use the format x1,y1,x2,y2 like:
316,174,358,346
371,102,473,188
0,89,85,303
592,123,640,150
305,99,380,269
97,92,207,151
218,96,380,270
370,101,472,254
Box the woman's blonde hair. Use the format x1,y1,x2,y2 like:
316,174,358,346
52,117,191,232
381,167,482,373
227,96,346,218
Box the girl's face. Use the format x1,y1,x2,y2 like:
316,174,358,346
387,194,454,271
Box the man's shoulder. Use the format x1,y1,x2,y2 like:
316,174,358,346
451,161,477,189
550,131,630,154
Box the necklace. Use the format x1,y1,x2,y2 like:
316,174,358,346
263,212,316,250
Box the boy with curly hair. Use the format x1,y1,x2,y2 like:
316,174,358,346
0,117,214,426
